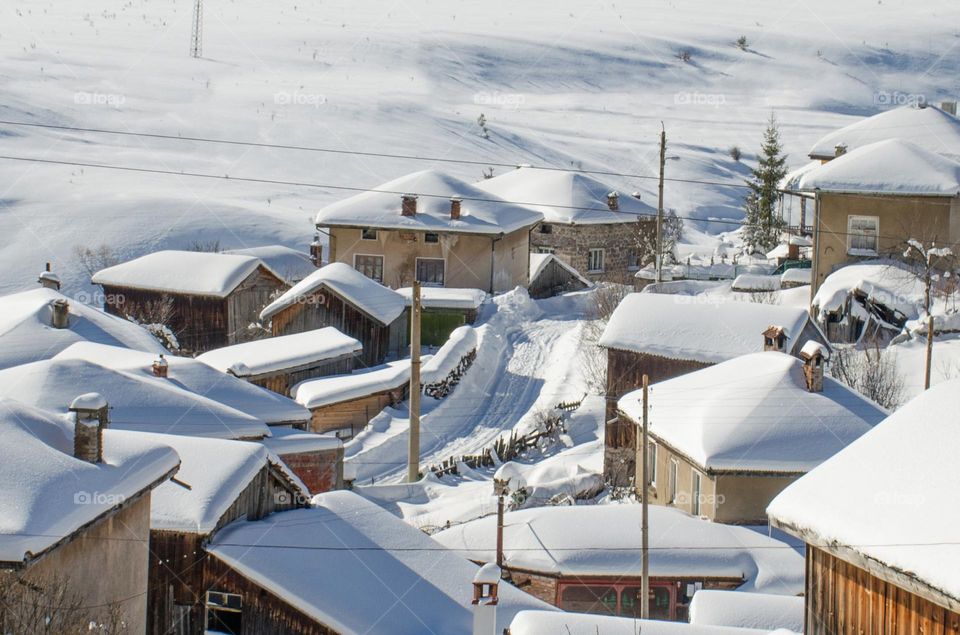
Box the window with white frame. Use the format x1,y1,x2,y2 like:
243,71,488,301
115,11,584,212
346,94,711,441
668,459,678,504
847,215,879,255
205,591,242,634
354,254,384,283
691,470,702,516
588,248,605,272
416,258,445,286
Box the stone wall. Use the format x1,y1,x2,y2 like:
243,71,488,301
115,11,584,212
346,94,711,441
532,221,653,282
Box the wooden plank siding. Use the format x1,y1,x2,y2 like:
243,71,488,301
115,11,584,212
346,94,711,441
528,258,589,299
307,385,408,436
245,354,357,397
604,348,711,421
806,547,960,635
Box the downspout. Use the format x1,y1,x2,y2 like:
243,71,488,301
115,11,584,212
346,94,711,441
489,233,504,294
810,190,821,306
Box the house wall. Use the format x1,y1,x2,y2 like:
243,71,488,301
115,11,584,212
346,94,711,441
532,220,653,282
278,446,344,494
713,473,800,524
249,354,357,397
225,267,288,346
805,547,960,635
307,385,408,436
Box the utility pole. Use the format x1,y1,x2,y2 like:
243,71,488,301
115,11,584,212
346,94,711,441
190,0,203,58
655,125,667,284
494,478,508,568
924,269,934,391
640,374,650,619
407,281,422,482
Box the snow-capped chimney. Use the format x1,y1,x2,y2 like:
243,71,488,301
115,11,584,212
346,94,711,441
834,144,847,158
51,299,70,329
800,341,828,393
310,233,323,267
607,191,619,211
70,393,109,464
152,354,169,378
38,263,61,290
471,563,500,635
401,194,418,217
450,197,462,220
762,325,786,353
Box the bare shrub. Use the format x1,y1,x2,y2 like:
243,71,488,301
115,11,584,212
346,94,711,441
579,284,632,394
185,239,221,252
74,244,119,279
0,571,129,634
829,342,905,410
748,289,781,305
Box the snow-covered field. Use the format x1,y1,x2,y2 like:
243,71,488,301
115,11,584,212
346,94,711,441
3,0,960,296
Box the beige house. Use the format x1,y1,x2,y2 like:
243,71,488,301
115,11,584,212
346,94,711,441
617,347,885,524
317,169,543,293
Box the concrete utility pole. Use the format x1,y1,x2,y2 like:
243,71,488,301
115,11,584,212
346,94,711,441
655,125,667,284
190,0,203,58
641,374,650,619
407,281,422,483
924,270,934,391
494,478,509,568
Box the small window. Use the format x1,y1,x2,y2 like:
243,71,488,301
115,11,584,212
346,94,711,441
536,246,555,255
588,248,605,273
647,442,658,486
416,258,445,286
668,459,679,504
539,224,553,234
424,232,439,244
559,585,618,616
354,254,384,283
361,228,378,240
847,215,879,255
626,248,641,271
206,591,242,634
691,471,702,516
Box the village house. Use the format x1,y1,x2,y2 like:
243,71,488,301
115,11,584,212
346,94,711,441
768,378,960,634
474,167,657,282
92,250,289,354
0,397,179,633
260,262,408,368
527,253,591,299
598,292,829,485
618,348,886,524
434,503,803,623
316,169,543,293
396,286,486,345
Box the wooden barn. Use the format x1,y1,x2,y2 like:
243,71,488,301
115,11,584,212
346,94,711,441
527,253,591,299
769,378,960,635
92,250,288,354
397,286,486,346
260,262,408,368
197,327,361,396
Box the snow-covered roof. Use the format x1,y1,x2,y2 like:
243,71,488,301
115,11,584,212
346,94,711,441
396,286,487,310
808,104,960,160
509,611,790,635
422,326,477,384
529,253,592,287
291,359,421,410
434,504,804,594
260,262,406,325
315,169,543,235
780,268,811,285
812,260,926,319
258,427,342,455
207,492,551,635
598,293,817,363
768,378,960,609
473,167,656,224
0,399,179,564
52,342,309,426
689,590,804,633
224,245,317,284
799,139,960,195
197,328,361,378
0,287,166,371
618,352,884,473
780,160,822,193
732,274,781,292
0,357,270,439
92,250,282,297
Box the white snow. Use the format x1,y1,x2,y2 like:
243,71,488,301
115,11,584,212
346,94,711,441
434,504,804,594
808,105,960,160
91,250,280,297
473,167,656,225
799,340,828,359
599,293,817,363
207,492,552,635
529,253,592,287
422,326,478,384
224,245,317,284
69,392,108,410
396,286,487,310
811,260,926,318
197,328,361,377
689,590,804,633
291,359,418,410
780,269,811,285
258,426,342,454
732,274,781,292
260,262,406,325
768,378,960,607
315,169,543,235
509,611,795,635
0,399,179,563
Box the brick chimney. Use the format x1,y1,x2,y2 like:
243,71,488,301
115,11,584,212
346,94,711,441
401,194,418,217
309,233,323,267
69,393,109,463
800,341,828,393
471,563,500,635
606,191,619,211
450,197,462,220
38,263,61,290
51,299,70,329
152,354,169,378
762,325,786,353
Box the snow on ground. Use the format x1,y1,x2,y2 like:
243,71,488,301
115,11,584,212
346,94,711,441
689,590,804,633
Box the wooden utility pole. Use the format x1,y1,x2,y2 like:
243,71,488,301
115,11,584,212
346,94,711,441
655,126,667,284
641,374,650,619
925,277,934,390
407,281,422,483
494,478,508,568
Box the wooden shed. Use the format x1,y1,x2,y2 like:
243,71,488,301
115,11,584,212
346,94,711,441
527,253,591,299
92,250,288,355
260,263,408,368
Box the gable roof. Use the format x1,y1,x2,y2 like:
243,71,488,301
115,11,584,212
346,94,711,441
767,378,960,610
618,352,885,473
0,399,179,564
808,104,960,160
260,262,406,325
0,287,166,371
473,167,656,224
223,245,317,284
291,359,418,410
314,169,543,235
598,293,819,363
92,250,283,297
529,253,592,287
197,328,362,378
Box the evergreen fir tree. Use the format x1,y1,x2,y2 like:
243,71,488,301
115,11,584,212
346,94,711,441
743,113,788,254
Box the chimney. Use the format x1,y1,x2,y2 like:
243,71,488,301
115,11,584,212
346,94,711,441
787,241,800,260
941,101,958,116
38,263,61,290
606,191,619,211
51,299,70,329
762,325,786,353
401,194,418,217
834,144,847,158
309,233,323,267
152,354,169,378
450,197,462,220
69,393,109,463
471,563,500,635
800,341,828,393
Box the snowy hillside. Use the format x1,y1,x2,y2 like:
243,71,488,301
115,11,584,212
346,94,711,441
2,0,959,295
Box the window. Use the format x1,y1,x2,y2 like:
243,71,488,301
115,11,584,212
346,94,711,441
559,585,618,616
354,254,384,283
626,248,640,271
536,246,556,255
361,228,378,240
691,470,702,516
424,232,439,244
588,248,605,272
205,591,242,634
621,586,673,620
847,215,879,255
539,224,553,234
416,258,445,286
647,442,658,486
668,459,679,504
